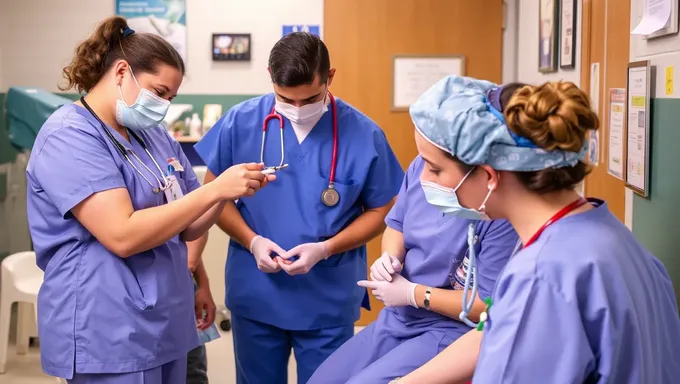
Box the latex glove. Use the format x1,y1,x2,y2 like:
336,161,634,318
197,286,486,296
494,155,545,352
370,252,403,282
250,235,286,273
277,242,329,275
194,283,216,331
357,273,418,308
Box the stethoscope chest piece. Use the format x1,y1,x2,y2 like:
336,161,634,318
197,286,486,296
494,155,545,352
321,184,340,207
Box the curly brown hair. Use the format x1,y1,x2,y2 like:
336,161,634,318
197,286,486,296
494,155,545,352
59,16,185,94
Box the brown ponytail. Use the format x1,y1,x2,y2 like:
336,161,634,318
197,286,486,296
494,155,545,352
60,16,185,94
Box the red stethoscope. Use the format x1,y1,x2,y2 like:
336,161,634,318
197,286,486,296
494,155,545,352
467,197,591,384
261,93,340,207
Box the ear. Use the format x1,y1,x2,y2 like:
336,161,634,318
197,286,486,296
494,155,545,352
113,60,130,86
479,165,500,191
327,68,336,87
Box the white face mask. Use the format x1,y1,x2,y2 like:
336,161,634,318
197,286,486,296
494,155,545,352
275,93,329,125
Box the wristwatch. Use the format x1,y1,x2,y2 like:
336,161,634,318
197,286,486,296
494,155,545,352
424,286,433,311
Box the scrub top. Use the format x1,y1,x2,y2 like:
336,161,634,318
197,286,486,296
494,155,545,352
474,200,680,383
386,156,518,330
194,94,404,330
26,104,200,379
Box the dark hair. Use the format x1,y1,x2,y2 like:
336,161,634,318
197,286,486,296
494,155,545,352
268,32,330,87
502,81,599,194
60,16,185,93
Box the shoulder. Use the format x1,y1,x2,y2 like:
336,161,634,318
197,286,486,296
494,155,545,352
499,206,628,302
216,94,273,133
31,104,105,158
406,156,425,176
476,219,517,239
336,98,384,137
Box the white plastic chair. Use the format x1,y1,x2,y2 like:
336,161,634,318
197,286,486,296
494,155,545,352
0,251,43,374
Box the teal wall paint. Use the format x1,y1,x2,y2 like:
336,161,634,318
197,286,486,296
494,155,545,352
57,93,258,122
0,93,18,165
632,98,680,304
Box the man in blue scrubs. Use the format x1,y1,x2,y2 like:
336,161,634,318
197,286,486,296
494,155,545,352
194,32,405,384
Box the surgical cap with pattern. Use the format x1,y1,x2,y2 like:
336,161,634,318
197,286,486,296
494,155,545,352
409,75,587,172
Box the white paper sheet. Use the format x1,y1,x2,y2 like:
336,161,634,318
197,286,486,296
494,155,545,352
626,67,648,191
607,89,626,179
631,0,672,35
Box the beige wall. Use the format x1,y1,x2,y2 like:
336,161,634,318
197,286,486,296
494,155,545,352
0,0,323,94
515,0,583,86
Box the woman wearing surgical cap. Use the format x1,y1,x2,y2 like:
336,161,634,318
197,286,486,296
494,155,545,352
307,154,518,384
392,76,680,384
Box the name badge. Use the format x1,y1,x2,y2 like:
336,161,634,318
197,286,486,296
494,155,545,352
164,175,185,202
167,157,185,172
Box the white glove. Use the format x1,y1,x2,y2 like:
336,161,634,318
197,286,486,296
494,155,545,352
357,273,418,308
370,252,403,282
278,242,329,275
249,236,286,273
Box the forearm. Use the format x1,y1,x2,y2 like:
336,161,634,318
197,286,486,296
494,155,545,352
216,201,257,249
324,201,394,256
181,201,227,242
187,232,209,272
193,258,210,288
381,226,406,262
399,329,482,384
414,285,486,321
120,185,221,257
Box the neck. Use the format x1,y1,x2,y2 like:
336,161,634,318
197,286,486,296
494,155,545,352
82,86,128,140
504,189,589,245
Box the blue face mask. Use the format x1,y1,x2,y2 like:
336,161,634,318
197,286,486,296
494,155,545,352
115,68,170,131
420,168,493,221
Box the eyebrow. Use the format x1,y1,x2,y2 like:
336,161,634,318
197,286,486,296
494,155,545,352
157,84,170,93
276,92,322,102
420,155,435,166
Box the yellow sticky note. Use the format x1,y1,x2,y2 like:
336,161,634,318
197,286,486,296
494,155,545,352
666,66,674,96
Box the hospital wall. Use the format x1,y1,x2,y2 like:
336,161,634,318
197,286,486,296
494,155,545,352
628,1,680,302
515,0,583,86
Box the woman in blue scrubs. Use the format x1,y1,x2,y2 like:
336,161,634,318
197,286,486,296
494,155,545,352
392,76,680,383
26,17,272,384
307,155,518,383
194,32,405,384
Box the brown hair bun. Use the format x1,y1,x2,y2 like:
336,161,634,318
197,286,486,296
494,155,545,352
504,81,599,153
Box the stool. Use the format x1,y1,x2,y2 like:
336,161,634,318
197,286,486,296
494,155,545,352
0,251,43,374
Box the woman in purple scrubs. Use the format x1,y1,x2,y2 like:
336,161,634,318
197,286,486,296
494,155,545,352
394,76,680,383
26,17,272,384
307,155,518,383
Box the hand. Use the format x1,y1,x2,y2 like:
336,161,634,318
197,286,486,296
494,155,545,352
357,273,418,308
214,163,275,200
370,252,403,282
250,236,285,273
277,242,329,275
194,283,216,331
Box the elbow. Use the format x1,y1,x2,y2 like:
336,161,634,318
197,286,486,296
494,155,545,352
104,236,138,259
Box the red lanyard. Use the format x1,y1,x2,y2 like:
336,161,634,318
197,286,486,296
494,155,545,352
523,198,589,248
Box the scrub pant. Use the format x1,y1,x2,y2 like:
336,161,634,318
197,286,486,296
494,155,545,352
307,309,460,384
187,345,208,384
231,314,354,384
67,357,187,384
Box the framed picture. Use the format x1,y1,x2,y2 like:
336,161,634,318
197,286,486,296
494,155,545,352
212,33,251,61
624,61,652,198
539,0,559,73
391,55,465,111
559,0,577,68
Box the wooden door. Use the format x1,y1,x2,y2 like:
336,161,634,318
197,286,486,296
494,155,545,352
324,0,504,325
580,0,628,221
